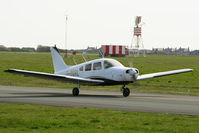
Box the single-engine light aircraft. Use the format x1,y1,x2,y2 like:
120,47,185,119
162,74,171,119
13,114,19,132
5,46,193,97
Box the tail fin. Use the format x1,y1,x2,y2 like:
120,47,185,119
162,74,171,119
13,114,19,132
50,47,69,74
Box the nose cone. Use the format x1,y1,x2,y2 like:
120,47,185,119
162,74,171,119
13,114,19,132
125,68,139,81
126,69,139,75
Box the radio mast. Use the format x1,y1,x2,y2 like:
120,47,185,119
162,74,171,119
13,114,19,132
64,15,68,58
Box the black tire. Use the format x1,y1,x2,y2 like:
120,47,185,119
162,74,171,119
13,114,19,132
123,88,130,97
72,87,79,96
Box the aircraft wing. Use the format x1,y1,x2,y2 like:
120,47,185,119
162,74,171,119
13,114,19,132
136,69,193,81
4,69,104,85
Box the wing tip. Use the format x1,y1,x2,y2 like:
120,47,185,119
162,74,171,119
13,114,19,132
186,68,193,72
4,69,11,72
4,69,16,73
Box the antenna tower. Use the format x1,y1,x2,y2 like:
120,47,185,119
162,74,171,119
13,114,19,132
130,16,145,57
64,15,68,58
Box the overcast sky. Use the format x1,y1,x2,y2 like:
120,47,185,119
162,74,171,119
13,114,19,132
0,0,198,50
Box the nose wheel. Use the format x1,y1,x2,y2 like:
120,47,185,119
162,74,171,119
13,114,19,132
72,87,79,96
122,86,130,97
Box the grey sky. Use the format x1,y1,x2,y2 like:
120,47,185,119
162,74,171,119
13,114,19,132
0,0,198,50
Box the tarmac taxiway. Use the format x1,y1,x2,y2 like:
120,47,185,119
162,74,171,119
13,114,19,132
1,85,199,115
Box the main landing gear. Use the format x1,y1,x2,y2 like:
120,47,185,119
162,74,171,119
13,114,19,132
121,85,130,97
72,84,130,97
72,82,80,96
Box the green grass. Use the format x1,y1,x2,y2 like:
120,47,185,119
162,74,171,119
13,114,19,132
0,52,199,95
0,103,199,133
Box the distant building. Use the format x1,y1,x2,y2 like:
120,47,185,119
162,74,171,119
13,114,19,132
176,47,190,55
152,47,190,55
8,47,21,52
85,46,98,53
100,45,128,56
86,46,97,51
145,49,152,54
36,45,50,52
21,47,35,52
190,50,199,55
129,49,148,55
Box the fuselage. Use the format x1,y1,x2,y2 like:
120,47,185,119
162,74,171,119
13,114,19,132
55,58,139,85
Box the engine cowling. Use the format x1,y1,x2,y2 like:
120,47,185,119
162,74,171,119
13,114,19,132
125,68,139,81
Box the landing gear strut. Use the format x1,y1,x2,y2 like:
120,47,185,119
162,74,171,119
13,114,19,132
121,85,130,97
72,87,79,96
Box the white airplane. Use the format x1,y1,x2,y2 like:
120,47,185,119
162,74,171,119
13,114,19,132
5,46,193,97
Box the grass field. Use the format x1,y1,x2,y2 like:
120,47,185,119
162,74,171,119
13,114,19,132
0,103,199,133
0,52,199,95
0,53,199,133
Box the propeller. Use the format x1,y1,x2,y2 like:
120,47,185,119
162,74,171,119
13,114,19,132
126,68,139,81
126,69,137,75
125,54,134,68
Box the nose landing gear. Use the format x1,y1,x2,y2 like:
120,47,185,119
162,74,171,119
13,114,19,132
72,87,79,96
121,85,130,97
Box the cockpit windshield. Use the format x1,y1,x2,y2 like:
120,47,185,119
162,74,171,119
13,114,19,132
104,59,123,69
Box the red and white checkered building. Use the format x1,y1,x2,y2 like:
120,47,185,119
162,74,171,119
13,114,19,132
101,45,129,56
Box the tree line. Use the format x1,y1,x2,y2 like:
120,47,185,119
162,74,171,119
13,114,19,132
0,45,65,52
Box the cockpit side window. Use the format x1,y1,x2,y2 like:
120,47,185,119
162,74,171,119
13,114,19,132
93,62,102,70
104,60,114,69
79,66,83,71
104,60,123,69
85,63,92,71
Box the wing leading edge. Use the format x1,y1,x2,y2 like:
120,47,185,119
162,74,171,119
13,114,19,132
5,69,104,85
136,68,193,81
